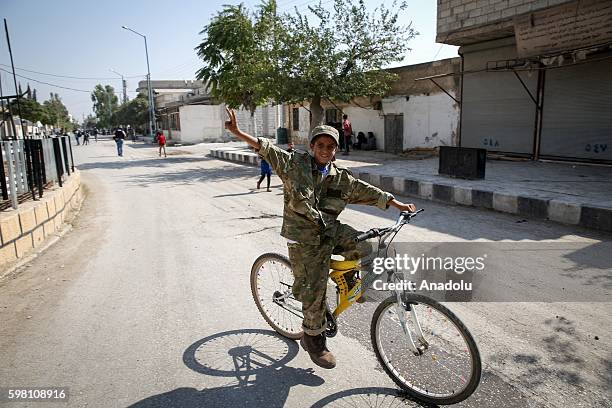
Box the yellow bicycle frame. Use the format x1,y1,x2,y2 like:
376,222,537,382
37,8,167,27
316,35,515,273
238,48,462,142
329,259,363,317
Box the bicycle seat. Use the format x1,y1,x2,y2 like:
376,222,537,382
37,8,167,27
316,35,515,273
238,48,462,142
330,259,359,271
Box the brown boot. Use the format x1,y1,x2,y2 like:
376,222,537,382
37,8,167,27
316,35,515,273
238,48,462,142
300,333,336,369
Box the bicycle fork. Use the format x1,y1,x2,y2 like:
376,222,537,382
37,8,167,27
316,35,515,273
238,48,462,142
395,291,430,356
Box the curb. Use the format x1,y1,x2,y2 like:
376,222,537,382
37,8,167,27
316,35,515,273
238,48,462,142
209,148,612,233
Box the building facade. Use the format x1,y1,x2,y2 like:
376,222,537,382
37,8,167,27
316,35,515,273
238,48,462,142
437,0,612,163
141,80,282,144
287,58,462,153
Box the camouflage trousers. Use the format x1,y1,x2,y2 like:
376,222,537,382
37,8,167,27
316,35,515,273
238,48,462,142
287,223,373,336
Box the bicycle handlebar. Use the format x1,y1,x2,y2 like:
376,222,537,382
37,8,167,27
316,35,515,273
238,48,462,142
354,209,424,242
355,229,379,242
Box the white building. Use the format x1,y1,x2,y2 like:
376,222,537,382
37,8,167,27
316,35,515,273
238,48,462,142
142,80,282,144
286,58,461,153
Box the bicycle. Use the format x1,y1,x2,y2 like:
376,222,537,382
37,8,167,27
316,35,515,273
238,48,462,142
250,210,482,405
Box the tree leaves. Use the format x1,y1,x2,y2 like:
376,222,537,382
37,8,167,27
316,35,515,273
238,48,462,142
91,84,119,128
195,0,416,128
115,94,149,128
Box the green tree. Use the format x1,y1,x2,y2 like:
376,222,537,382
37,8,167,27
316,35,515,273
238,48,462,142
43,93,72,130
195,1,279,116
10,97,49,124
196,0,415,130
84,114,98,129
91,84,119,128
115,93,149,129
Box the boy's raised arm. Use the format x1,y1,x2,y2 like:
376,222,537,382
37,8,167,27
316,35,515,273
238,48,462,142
224,108,261,150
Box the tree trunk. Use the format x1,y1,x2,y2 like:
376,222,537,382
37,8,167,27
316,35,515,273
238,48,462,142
309,95,324,132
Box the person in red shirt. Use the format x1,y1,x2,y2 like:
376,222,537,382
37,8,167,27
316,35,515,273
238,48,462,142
342,114,352,155
157,131,167,157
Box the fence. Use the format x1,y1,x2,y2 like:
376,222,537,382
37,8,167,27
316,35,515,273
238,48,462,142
0,136,75,210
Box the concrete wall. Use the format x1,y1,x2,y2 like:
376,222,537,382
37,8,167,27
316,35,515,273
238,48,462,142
0,171,83,272
138,79,203,94
165,103,282,144
156,92,191,108
290,92,458,151
178,105,225,143
437,0,573,45
287,58,461,149
233,104,280,139
383,93,458,149
288,105,312,145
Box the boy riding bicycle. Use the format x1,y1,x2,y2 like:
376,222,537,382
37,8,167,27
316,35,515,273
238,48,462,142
224,108,416,369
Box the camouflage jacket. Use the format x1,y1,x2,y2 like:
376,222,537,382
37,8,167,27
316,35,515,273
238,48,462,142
258,138,394,245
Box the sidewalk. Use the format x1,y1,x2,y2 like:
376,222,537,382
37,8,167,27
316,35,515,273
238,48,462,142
208,142,612,233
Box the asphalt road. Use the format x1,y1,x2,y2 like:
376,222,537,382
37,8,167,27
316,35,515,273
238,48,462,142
1,136,610,408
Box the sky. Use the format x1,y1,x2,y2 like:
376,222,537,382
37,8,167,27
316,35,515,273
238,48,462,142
1,0,458,122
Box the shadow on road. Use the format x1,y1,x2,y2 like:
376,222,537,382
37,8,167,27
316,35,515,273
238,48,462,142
309,387,431,407
78,156,210,171
127,329,324,408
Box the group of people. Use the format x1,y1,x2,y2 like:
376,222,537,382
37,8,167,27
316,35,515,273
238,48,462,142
112,127,167,157
74,129,97,145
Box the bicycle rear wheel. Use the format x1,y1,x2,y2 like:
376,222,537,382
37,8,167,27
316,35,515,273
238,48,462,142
251,253,303,340
371,294,481,405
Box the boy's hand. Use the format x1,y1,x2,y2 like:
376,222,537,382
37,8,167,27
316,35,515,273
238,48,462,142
225,108,239,134
389,198,417,213
397,202,417,213
223,107,261,150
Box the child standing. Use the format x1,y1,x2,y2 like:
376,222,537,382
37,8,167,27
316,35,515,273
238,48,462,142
257,155,272,192
157,131,167,157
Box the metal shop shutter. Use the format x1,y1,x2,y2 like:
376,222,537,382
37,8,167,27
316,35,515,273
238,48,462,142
461,69,537,155
540,57,612,161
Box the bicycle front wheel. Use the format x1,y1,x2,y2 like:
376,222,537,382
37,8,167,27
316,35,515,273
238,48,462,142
250,253,303,340
371,294,481,405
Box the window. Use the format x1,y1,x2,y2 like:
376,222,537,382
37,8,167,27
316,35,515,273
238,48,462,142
170,112,181,130
292,107,300,131
325,108,339,124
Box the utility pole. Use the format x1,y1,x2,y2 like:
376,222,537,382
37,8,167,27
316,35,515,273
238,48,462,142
4,19,25,139
122,26,156,138
110,69,128,104
122,79,127,104
107,91,112,128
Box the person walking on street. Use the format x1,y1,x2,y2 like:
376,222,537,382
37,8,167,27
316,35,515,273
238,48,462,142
157,130,167,157
113,127,126,156
342,114,352,155
257,155,272,192
83,131,89,145
224,108,416,370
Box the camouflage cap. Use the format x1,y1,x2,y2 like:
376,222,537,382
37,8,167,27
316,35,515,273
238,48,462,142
310,125,339,146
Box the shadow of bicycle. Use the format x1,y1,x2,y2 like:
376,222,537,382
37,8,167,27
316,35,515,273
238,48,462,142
310,387,434,407
127,329,324,408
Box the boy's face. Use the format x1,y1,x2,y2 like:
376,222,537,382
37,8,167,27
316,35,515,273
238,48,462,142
310,135,337,166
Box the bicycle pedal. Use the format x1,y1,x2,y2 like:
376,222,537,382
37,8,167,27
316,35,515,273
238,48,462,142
325,309,338,338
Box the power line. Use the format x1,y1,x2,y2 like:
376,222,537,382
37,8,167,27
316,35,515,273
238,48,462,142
0,63,145,80
156,57,200,77
0,67,91,93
